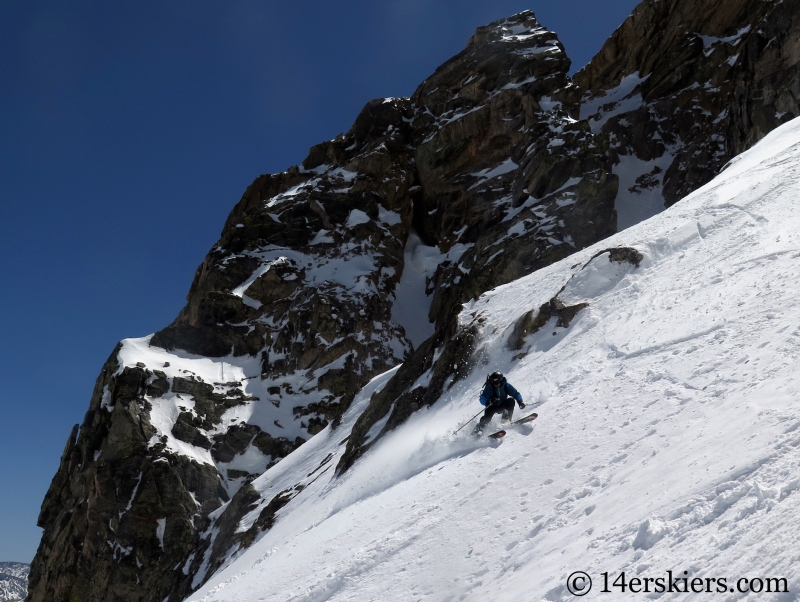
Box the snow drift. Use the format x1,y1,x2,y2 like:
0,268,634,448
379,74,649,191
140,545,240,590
185,117,800,601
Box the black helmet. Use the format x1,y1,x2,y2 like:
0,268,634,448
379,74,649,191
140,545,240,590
489,371,504,385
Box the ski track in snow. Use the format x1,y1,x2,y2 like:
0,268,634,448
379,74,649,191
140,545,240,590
185,118,800,601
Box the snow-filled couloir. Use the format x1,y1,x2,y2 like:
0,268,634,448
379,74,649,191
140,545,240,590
187,116,800,601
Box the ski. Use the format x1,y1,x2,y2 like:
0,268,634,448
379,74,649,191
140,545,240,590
514,412,538,425
487,413,538,438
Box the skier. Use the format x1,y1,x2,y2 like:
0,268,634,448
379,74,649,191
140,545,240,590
473,371,525,436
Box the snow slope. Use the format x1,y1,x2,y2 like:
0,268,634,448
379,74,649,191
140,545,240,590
186,117,800,601
390,232,443,349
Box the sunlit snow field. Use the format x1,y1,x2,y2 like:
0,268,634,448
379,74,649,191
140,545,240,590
184,118,800,601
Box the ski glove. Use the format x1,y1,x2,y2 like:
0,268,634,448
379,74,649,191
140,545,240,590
518,401,526,409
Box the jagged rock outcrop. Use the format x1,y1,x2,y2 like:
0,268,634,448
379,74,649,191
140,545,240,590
573,0,800,227
28,2,800,601
27,352,230,602
409,12,617,330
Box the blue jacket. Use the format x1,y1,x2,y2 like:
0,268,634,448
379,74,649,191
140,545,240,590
479,379,522,406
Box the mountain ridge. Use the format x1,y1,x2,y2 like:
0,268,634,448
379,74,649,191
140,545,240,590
27,2,800,601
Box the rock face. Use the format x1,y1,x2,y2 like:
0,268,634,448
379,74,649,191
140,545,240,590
0,563,29,602
27,3,800,602
337,0,800,475
573,0,800,228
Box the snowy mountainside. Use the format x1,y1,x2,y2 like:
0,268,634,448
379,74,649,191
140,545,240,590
29,3,800,601
29,12,620,602
332,0,800,481
188,117,800,601
0,563,28,602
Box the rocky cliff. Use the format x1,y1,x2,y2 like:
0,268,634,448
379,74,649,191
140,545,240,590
27,2,800,601
574,0,800,227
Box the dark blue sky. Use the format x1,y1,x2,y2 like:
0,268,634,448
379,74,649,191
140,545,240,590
0,0,639,562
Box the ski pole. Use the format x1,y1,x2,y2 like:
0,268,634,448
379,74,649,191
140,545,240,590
454,408,486,435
